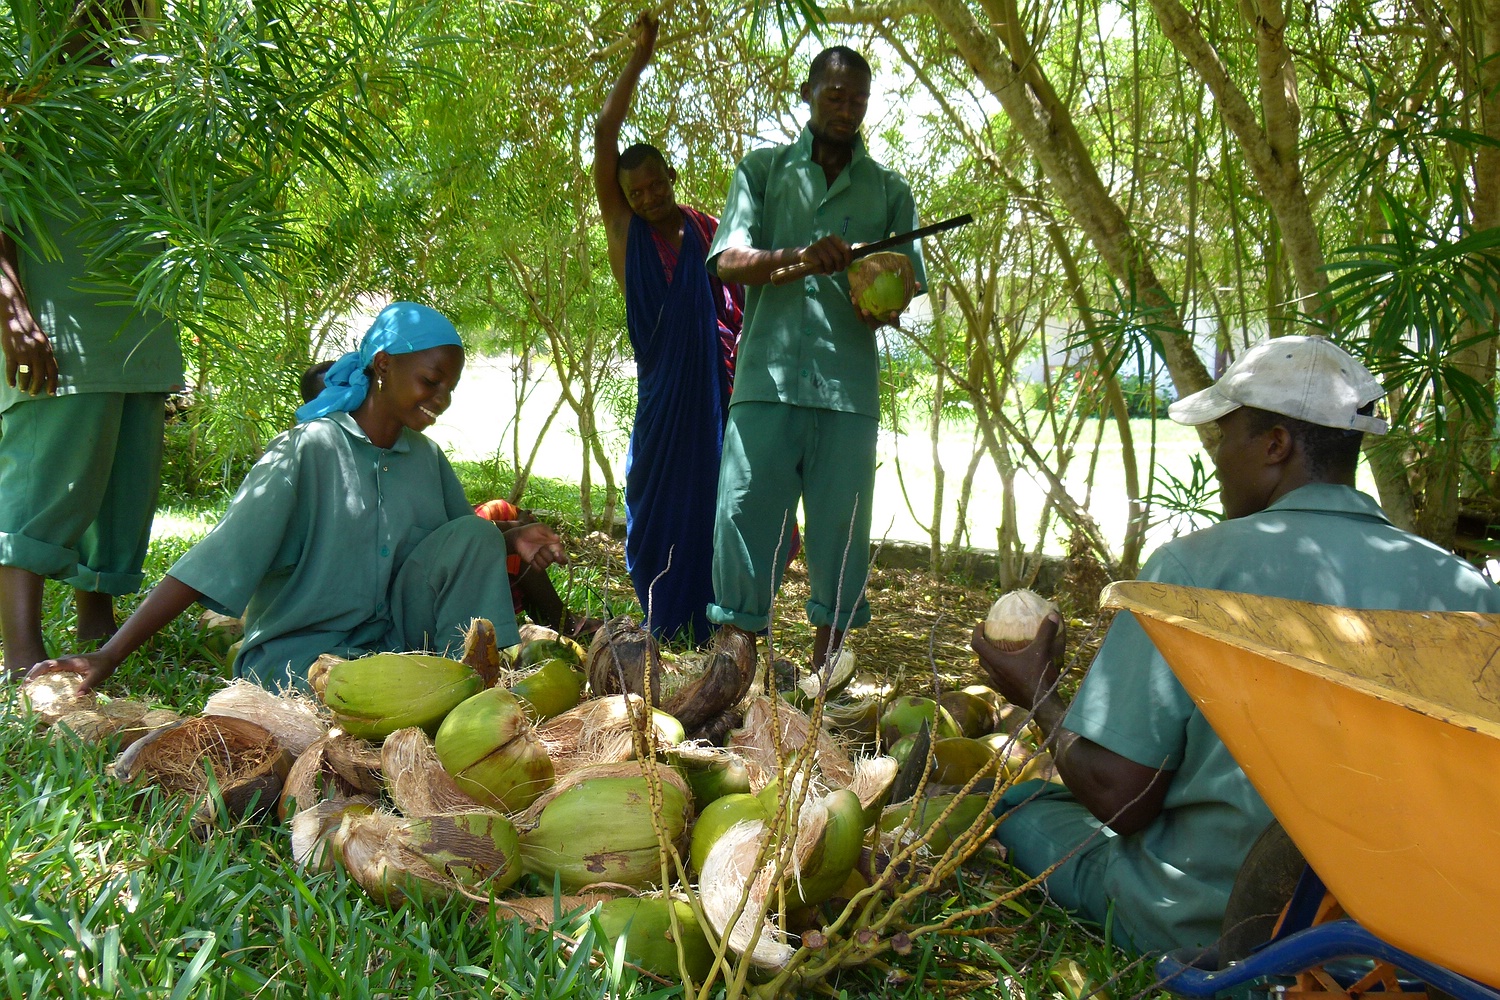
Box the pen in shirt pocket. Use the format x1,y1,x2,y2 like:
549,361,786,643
841,216,850,237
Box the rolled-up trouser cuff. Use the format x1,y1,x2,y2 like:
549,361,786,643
61,565,145,595
805,597,871,631
0,529,78,579
706,603,770,633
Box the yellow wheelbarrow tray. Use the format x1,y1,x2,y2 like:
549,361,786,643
1102,580,1500,988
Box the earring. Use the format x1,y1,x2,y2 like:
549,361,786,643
377,375,386,392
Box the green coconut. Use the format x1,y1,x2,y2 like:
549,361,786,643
516,637,582,671
434,688,555,812
848,251,915,316
509,658,586,721
880,793,993,853
879,695,961,746
592,897,714,981
689,792,767,875
317,652,484,740
938,689,998,739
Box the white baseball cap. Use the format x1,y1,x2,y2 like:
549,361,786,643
1168,336,1388,435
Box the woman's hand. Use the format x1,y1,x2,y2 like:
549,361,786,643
505,521,568,572
27,650,123,696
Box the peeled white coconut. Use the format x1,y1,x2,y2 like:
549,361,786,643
983,588,1059,649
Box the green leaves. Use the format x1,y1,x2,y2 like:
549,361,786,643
1324,190,1500,429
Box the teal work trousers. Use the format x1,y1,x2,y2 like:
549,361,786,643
0,392,166,594
709,401,876,632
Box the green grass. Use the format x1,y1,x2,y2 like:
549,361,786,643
2,497,1163,999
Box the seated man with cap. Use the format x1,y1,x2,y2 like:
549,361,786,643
971,336,1500,956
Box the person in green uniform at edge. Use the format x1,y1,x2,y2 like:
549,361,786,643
971,336,1500,957
0,3,179,680
29,303,569,694
705,45,923,673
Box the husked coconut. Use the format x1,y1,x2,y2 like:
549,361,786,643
982,588,1059,650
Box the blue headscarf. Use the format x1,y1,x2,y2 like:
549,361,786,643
296,302,465,422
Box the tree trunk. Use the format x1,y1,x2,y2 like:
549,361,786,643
918,0,1213,406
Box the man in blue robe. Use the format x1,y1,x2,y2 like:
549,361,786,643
594,12,743,645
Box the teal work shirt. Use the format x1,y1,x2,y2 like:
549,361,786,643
0,203,182,415
707,128,925,418
1052,482,1500,952
168,413,478,685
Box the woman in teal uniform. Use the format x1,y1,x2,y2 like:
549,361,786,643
29,302,566,692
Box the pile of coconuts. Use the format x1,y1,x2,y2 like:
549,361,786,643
12,588,1062,986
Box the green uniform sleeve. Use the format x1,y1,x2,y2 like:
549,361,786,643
168,431,302,618
1062,546,1199,771
707,152,771,274
439,451,474,521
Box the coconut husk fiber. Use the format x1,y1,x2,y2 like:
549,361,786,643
534,695,672,779
729,696,855,790
279,732,383,821
112,716,293,832
203,680,329,757
381,726,483,816
461,617,502,689
18,674,97,726
662,624,756,739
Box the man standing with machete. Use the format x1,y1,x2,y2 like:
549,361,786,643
594,11,744,646
705,45,925,673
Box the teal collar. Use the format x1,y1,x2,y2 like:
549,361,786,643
330,411,413,454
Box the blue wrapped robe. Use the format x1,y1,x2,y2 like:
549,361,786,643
623,213,730,644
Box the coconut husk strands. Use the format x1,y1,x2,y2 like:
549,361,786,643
113,715,294,833
382,727,483,816
279,732,383,820
18,674,96,725
534,695,680,779
203,680,328,756
290,795,379,872
329,806,522,906
729,696,855,790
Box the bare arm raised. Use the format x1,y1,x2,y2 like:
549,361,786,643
594,11,659,289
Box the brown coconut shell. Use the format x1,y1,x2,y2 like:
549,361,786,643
586,616,662,706
460,617,502,689
204,681,329,756
112,715,293,831
381,726,483,816
279,732,384,821
662,624,757,739
20,674,97,725
729,696,855,789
